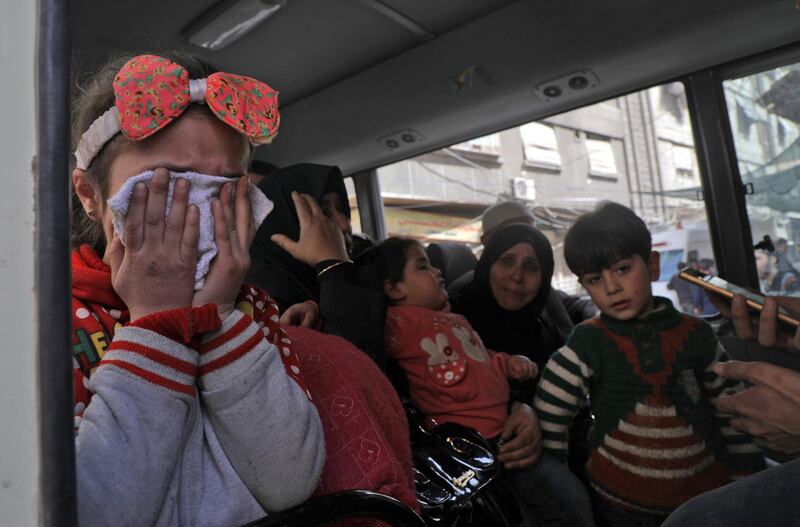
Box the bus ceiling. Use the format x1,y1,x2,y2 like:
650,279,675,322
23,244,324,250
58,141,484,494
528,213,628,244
71,0,799,175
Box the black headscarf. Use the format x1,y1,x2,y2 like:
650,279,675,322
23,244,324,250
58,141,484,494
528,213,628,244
450,224,555,369
247,163,349,311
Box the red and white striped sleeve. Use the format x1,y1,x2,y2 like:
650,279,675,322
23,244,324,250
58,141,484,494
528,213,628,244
97,305,216,397
76,308,208,527
196,286,325,510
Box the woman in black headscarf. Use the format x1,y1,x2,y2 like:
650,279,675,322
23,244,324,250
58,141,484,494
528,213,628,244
247,163,386,367
450,224,596,525
450,224,568,399
249,163,351,306
452,224,559,362
451,223,595,481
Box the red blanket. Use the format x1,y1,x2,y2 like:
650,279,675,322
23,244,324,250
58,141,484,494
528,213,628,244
287,327,419,525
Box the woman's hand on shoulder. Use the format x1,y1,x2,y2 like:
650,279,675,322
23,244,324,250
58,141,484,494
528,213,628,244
271,192,348,266
192,176,256,320
106,169,199,321
498,402,542,469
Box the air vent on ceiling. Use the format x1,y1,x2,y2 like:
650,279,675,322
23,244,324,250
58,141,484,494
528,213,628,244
532,69,600,103
378,129,425,150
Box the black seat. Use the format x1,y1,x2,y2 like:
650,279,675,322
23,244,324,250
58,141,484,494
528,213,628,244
425,242,477,288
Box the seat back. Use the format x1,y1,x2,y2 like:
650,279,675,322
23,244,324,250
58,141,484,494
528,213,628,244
426,242,477,288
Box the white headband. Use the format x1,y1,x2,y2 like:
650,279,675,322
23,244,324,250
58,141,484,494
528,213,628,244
74,78,208,171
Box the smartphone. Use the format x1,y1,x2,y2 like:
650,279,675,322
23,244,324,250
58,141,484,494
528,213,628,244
678,267,800,328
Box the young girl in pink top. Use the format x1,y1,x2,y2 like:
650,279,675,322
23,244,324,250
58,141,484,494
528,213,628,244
367,237,596,527
378,238,537,438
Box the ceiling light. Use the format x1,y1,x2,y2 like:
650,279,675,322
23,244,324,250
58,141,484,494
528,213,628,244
182,0,286,50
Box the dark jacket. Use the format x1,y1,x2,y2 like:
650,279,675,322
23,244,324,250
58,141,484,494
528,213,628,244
247,163,386,368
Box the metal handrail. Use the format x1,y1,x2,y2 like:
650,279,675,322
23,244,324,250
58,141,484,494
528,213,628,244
37,0,77,525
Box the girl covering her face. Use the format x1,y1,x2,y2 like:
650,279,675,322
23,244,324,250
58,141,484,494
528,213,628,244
70,52,326,527
69,52,417,526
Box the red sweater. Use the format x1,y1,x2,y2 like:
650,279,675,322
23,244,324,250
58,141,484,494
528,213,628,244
71,245,306,409
385,305,512,439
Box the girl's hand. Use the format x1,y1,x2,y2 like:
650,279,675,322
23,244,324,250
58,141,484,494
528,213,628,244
271,192,349,265
507,355,538,380
106,169,199,321
192,176,256,321
279,301,319,328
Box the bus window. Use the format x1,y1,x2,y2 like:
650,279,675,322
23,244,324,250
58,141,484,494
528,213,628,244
376,82,716,314
723,63,800,296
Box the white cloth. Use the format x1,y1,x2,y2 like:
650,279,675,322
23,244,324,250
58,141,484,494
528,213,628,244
107,170,273,290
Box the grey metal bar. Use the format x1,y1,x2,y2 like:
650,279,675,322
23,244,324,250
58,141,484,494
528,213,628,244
37,0,77,525
352,169,387,241
683,70,758,288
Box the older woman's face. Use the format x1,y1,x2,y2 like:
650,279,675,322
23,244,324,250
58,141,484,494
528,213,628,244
489,242,542,311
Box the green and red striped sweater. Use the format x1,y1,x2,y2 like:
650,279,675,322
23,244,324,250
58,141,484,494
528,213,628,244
534,297,764,515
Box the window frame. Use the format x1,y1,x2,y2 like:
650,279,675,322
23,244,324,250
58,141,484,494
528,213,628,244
685,42,800,290
357,43,800,299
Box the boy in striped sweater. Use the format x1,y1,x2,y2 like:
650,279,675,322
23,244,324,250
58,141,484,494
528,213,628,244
534,202,764,527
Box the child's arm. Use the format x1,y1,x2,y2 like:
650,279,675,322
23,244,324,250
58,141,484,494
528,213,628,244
702,342,766,478
198,293,325,511
75,315,204,527
492,351,538,381
533,345,592,463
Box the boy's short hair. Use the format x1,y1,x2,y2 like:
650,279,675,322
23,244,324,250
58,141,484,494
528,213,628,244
564,201,651,276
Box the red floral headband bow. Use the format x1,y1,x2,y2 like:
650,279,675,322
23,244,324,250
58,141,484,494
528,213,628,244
75,54,280,170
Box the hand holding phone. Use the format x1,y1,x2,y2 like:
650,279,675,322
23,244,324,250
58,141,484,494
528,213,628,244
725,294,800,352
679,267,800,329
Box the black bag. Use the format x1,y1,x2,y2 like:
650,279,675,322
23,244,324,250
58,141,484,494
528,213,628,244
405,404,521,526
